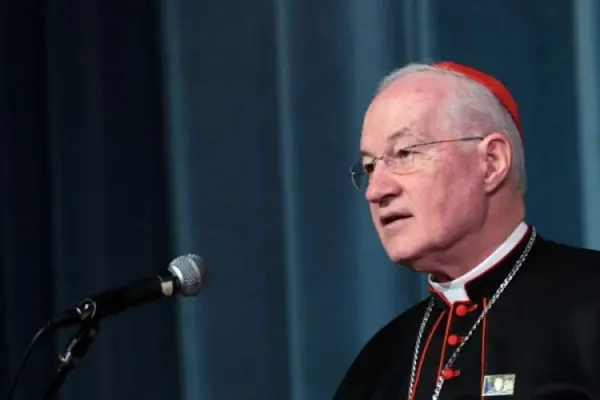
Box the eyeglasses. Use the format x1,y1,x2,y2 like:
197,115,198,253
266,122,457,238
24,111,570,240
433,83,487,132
348,136,484,191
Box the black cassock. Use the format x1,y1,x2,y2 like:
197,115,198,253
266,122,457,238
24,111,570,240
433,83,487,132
333,226,600,400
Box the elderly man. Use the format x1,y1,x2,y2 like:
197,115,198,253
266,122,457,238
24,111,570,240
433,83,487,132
333,62,600,399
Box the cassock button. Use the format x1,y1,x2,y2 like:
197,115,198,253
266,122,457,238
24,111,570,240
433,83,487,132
455,304,468,317
447,334,460,346
441,368,459,380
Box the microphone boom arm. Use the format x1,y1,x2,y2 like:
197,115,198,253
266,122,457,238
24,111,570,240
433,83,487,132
40,302,101,400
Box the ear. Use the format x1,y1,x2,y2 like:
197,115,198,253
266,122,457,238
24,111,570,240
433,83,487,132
477,133,512,193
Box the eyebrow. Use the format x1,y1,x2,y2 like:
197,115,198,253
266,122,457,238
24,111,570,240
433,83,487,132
387,127,415,142
359,127,417,157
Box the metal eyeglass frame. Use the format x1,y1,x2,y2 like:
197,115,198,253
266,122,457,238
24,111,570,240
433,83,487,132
349,136,484,191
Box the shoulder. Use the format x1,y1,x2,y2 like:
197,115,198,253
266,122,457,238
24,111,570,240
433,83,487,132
523,235,600,302
332,299,429,399
534,236,600,278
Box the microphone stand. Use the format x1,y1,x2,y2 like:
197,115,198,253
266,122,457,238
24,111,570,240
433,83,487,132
40,302,101,400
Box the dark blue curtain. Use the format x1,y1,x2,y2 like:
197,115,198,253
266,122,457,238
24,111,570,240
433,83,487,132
1,0,595,399
1,1,180,399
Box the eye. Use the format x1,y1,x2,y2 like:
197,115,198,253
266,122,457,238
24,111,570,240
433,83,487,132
362,161,375,174
395,149,415,158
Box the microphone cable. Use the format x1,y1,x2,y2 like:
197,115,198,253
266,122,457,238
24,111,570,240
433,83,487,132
6,321,54,400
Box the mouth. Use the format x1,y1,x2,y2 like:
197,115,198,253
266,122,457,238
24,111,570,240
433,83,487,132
380,213,412,227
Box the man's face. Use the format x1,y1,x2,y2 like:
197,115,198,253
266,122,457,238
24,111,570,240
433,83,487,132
360,74,486,269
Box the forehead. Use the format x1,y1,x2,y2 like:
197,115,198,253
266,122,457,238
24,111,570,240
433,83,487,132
360,73,452,149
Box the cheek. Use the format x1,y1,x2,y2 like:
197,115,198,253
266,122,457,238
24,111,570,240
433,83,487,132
412,167,482,225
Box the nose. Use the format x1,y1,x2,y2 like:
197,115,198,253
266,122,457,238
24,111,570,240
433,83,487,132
364,162,400,204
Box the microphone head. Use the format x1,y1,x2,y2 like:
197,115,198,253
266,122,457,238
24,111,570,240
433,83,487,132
168,254,207,296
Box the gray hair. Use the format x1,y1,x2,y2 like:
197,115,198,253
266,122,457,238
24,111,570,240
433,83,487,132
375,63,526,195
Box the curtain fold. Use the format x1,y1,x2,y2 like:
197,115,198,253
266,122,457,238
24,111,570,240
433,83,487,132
2,2,181,399
1,5,56,399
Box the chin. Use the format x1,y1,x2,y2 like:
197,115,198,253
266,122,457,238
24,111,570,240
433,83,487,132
380,228,437,267
384,241,424,267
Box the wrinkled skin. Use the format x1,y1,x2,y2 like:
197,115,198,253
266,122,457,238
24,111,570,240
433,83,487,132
360,72,519,280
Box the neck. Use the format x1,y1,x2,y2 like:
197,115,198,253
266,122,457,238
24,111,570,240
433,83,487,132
418,198,525,282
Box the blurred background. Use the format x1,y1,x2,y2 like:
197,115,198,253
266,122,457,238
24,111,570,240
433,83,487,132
2,0,600,399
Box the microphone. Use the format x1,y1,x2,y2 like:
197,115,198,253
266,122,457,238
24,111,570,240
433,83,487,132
49,254,207,328
6,254,207,400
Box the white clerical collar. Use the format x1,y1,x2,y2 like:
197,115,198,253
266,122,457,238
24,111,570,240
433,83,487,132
428,222,529,303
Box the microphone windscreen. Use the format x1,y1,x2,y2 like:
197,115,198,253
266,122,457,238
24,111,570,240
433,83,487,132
168,254,207,296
